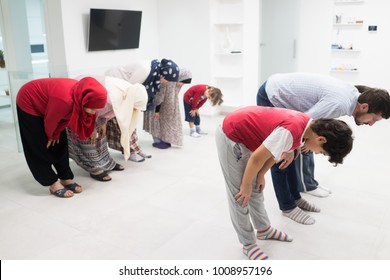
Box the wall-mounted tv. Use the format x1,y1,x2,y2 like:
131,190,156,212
87,8,142,51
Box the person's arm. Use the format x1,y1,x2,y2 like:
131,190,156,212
196,98,207,109
256,156,277,191
305,99,343,119
191,92,202,110
44,98,71,141
235,144,274,207
278,151,295,169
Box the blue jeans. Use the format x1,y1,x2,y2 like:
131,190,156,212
257,82,301,210
271,161,302,210
183,101,200,126
295,151,319,192
256,82,273,107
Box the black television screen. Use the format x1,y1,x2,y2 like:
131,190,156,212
88,8,142,51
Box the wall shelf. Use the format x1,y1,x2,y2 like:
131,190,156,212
210,0,245,110
214,22,243,26
330,69,359,73
331,49,361,52
333,23,363,27
334,0,364,4
214,52,243,56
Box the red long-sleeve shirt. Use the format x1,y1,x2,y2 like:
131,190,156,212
183,84,208,110
16,78,77,140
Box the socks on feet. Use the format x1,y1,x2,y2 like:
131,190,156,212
257,226,293,242
129,153,145,162
283,207,315,225
196,126,207,135
139,151,152,158
243,244,269,260
295,198,321,212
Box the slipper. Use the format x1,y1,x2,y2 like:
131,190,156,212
112,163,124,171
50,188,74,198
152,142,170,149
64,182,82,193
90,172,112,182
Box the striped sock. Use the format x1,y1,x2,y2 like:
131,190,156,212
283,207,315,225
257,226,293,242
243,244,269,260
295,198,321,212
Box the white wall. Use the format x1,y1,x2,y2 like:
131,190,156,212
295,0,333,74
58,0,213,95
58,0,160,77
156,0,211,87
295,0,390,89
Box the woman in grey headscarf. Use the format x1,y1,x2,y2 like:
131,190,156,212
105,58,180,161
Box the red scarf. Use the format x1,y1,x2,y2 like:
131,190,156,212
68,77,107,140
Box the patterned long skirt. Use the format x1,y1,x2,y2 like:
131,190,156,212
67,118,116,174
106,117,142,154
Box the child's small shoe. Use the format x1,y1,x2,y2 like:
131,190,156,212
196,128,208,135
129,153,145,162
190,131,201,137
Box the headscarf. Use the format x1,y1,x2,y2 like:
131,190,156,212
177,68,192,84
143,58,179,110
105,76,148,161
68,77,107,140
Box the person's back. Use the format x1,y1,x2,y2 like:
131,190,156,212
257,71,390,223
105,60,150,84
265,72,359,119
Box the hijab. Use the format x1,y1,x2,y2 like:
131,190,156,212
105,76,148,161
68,77,107,140
143,58,179,110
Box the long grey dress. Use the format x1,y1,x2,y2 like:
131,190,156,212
143,68,192,146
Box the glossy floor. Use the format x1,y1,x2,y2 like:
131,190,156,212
1,107,390,260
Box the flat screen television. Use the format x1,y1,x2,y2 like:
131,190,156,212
87,8,142,51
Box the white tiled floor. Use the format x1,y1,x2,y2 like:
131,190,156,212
1,106,390,260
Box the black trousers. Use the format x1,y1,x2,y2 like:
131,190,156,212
17,106,74,186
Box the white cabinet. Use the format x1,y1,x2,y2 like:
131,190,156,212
209,0,259,113
331,0,364,74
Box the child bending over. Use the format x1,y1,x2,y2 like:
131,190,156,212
216,106,353,260
183,84,223,137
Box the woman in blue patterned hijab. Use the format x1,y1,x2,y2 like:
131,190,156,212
144,58,180,110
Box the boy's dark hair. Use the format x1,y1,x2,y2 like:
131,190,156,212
311,118,353,166
355,85,390,119
207,86,224,106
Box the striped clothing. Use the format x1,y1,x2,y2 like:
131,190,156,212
265,72,359,119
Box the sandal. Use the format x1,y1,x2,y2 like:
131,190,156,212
90,172,112,182
50,187,74,198
112,163,125,171
64,182,82,193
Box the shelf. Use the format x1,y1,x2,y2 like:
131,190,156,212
214,51,242,55
334,0,364,4
333,23,363,27
331,49,361,53
330,69,359,73
214,22,243,26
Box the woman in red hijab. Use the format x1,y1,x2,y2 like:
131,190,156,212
16,77,107,198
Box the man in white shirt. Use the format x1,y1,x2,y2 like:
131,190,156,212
257,72,390,224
